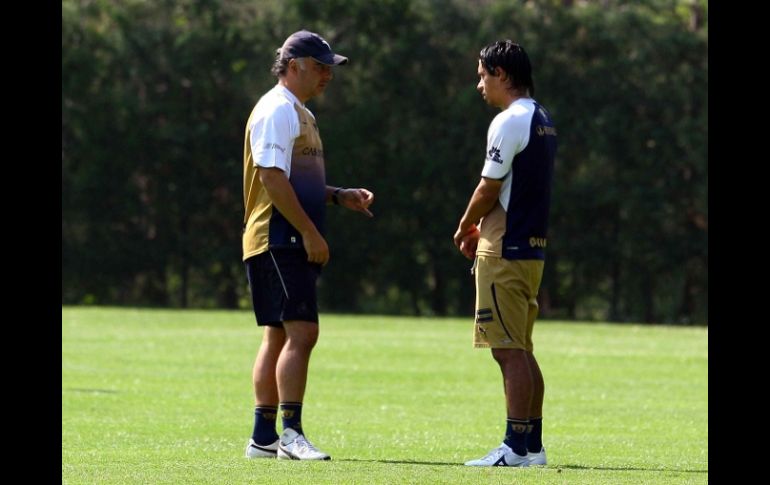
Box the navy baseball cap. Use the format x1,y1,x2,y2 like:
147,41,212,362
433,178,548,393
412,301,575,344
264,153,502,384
280,30,349,66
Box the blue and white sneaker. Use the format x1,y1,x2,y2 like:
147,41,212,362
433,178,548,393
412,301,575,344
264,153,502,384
527,447,547,466
277,428,331,461
245,438,279,458
464,442,529,467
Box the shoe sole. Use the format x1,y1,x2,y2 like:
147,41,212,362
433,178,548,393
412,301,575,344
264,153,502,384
464,462,529,467
464,456,529,467
277,447,331,461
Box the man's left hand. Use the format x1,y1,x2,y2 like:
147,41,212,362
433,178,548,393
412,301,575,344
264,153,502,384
340,188,375,217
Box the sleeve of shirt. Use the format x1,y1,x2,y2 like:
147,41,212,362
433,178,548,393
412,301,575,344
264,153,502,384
480,113,529,180
249,103,298,172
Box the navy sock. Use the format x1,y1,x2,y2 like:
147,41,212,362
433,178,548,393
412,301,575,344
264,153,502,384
251,406,279,445
503,418,528,456
280,402,304,434
527,417,543,453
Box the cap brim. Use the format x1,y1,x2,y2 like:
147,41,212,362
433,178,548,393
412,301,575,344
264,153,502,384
314,53,349,66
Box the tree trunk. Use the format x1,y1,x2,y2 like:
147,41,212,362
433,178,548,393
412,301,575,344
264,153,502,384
642,272,655,324
430,258,447,316
679,264,695,324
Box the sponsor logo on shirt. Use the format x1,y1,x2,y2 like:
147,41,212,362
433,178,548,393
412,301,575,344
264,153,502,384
264,142,286,152
529,237,547,248
535,125,557,136
487,146,503,164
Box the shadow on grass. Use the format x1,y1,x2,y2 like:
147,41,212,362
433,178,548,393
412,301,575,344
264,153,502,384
339,459,708,474
339,458,461,467
557,464,708,474
63,388,119,394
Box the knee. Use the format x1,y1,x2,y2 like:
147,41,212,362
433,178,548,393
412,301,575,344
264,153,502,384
492,348,529,366
286,327,319,352
491,348,514,365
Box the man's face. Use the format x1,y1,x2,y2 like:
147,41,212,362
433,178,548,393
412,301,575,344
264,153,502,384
476,60,504,108
296,58,334,99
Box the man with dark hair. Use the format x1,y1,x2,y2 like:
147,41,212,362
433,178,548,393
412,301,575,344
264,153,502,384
242,30,374,461
454,40,556,467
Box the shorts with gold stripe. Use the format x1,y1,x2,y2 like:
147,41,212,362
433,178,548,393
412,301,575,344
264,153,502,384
473,256,544,350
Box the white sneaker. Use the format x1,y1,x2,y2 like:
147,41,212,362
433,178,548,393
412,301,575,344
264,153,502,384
464,442,529,467
277,428,331,461
527,447,547,466
245,438,279,458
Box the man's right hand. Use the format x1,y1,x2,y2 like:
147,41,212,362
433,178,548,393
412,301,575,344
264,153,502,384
302,228,330,265
259,167,330,265
455,224,480,260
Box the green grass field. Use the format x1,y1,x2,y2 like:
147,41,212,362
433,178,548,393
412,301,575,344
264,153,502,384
62,307,707,484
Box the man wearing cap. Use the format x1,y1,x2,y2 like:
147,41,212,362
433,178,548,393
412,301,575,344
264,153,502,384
242,30,374,461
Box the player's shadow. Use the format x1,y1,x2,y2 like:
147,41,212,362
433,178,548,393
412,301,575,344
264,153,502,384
557,464,708,474
339,459,460,467
63,388,119,394
340,459,708,474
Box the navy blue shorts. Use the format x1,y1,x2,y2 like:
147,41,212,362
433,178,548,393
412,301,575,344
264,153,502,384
244,249,321,327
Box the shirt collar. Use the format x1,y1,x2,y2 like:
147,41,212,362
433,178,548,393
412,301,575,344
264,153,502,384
275,84,303,107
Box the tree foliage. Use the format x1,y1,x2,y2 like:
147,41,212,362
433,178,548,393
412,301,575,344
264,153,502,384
62,0,708,324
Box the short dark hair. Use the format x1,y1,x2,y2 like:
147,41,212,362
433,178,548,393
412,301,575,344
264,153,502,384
479,40,535,96
271,48,290,77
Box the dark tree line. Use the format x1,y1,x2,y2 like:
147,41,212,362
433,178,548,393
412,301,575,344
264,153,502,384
62,0,708,324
